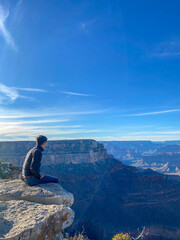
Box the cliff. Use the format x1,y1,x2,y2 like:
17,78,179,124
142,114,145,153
42,158,180,240
1,139,180,239
0,179,75,240
0,139,110,167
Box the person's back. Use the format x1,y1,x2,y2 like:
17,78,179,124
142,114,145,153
22,145,43,179
21,135,60,186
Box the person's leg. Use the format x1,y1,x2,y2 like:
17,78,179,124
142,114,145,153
39,175,60,184
24,176,41,186
24,175,61,186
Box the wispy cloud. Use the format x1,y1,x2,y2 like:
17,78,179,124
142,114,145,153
0,110,108,119
0,83,47,104
0,106,108,118
0,5,16,50
91,127,180,141
120,109,180,116
151,39,180,58
47,83,55,87
93,134,180,141
18,0,24,5
0,106,108,140
61,91,92,97
0,83,19,104
0,119,70,125
12,87,47,92
80,18,95,34
0,123,104,140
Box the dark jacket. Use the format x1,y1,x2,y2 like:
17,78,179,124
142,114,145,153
22,144,44,179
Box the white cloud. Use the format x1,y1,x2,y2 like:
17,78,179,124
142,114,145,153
152,52,180,58
121,109,180,116
0,119,70,125
0,124,103,139
80,19,95,34
18,0,24,5
0,106,108,140
0,107,108,118
91,131,180,141
151,39,180,58
0,83,48,104
12,87,47,92
102,135,179,141
61,91,92,97
0,5,16,50
0,83,19,104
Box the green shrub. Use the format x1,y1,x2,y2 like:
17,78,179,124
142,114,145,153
63,227,90,240
64,233,89,240
112,233,132,240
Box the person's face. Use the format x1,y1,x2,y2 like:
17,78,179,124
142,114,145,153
41,141,47,150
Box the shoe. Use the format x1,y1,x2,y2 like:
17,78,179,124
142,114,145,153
19,173,25,182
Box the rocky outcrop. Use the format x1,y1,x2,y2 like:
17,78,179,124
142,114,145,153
0,179,75,240
0,140,110,167
0,159,21,180
0,179,74,206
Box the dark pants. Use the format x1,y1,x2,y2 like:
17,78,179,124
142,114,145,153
21,175,60,186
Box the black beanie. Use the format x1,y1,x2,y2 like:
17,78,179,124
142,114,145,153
36,135,47,146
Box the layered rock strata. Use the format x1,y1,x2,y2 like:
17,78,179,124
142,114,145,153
0,140,110,166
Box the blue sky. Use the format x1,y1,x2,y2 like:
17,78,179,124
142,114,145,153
0,0,180,141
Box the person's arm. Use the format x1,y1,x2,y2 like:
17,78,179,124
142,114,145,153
30,150,42,179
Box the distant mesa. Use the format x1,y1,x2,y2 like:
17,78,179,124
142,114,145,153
0,139,111,167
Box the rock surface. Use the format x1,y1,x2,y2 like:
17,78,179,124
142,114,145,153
0,179,75,240
0,179,74,207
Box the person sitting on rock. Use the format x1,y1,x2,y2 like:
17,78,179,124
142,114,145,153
20,135,60,186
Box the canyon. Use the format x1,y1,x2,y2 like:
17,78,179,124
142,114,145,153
101,141,180,175
0,140,180,239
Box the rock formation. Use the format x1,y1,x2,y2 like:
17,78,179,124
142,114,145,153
101,140,180,175
0,179,75,240
1,139,180,239
0,139,110,167
42,157,180,240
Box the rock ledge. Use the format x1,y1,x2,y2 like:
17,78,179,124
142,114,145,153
0,179,75,240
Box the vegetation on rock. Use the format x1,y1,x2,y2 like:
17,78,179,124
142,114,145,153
0,158,21,179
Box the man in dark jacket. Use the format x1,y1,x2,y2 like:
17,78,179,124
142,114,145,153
21,135,60,186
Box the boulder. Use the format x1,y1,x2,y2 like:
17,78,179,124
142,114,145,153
0,179,74,207
0,179,75,240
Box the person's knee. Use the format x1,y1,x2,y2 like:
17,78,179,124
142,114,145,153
56,178,61,184
53,178,58,183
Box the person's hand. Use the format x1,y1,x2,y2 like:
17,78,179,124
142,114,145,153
40,174,46,179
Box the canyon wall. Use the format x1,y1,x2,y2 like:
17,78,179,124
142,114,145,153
0,139,111,167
